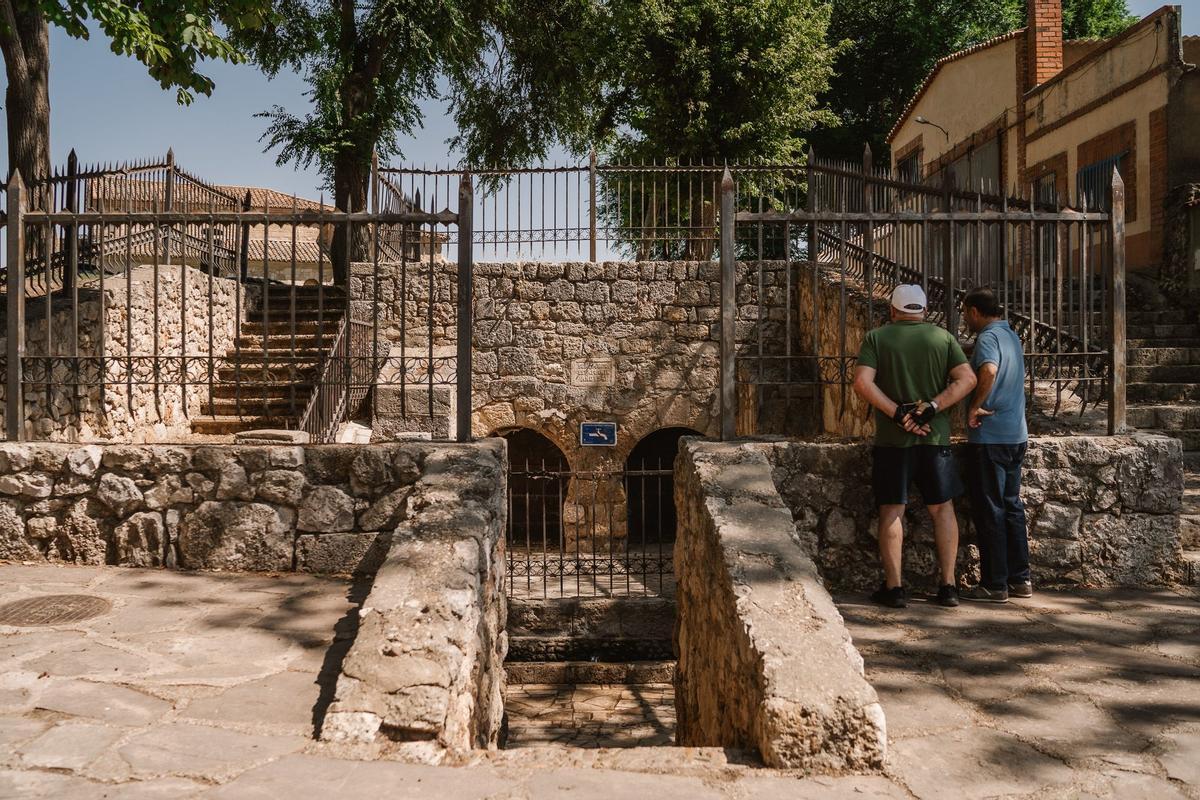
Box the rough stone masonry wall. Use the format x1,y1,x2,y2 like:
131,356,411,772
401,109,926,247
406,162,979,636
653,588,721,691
0,439,493,576
320,439,506,762
0,266,246,442
673,438,887,772
358,259,797,465
763,435,1185,591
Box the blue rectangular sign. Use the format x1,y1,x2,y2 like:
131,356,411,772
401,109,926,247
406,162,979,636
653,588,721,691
580,422,617,447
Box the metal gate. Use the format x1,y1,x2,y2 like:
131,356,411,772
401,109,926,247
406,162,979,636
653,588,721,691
504,463,675,600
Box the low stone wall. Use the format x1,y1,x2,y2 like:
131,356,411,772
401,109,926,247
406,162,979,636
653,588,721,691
0,440,490,576
763,434,1185,591
0,266,247,442
320,440,507,761
673,439,886,772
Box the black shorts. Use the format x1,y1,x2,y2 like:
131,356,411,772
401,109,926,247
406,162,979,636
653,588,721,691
872,445,964,506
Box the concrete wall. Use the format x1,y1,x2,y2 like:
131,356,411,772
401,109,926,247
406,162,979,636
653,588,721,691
673,438,886,772
0,439,500,576
0,266,247,442
763,435,1185,592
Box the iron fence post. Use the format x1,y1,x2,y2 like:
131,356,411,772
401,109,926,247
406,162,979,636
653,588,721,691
863,144,874,326
238,190,251,281
6,172,26,441
1107,169,1127,435
719,167,735,440
65,150,79,355
164,148,175,267
588,149,598,263
942,167,957,334
457,172,475,442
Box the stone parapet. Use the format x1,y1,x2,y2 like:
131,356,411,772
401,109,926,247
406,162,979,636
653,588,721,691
319,440,507,760
0,439,502,577
673,439,887,772
764,434,1185,590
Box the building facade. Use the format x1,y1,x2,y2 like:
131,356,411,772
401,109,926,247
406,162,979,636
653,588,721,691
888,2,1200,290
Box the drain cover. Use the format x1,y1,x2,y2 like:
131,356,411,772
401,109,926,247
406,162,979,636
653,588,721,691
0,594,112,626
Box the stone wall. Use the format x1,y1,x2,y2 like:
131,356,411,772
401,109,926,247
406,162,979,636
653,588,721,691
0,439,496,576
673,438,887,772
0,266,247,442
360,259,798,465
763,435,1185,591
320,439,507,761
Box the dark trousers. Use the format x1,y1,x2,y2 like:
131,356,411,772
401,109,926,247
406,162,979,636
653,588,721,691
967,443,1030,591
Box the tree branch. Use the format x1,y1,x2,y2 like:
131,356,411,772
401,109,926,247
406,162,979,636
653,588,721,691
0,0,29,84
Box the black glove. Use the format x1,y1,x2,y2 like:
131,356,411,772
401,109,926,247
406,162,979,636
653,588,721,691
892,402,918,426
910,400,938,426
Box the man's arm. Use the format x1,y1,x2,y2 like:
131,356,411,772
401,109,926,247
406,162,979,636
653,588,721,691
968,362,998,428
932,362,978,411
853,365,928,435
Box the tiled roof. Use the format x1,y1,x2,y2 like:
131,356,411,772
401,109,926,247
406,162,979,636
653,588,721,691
887,29,1025,144
245,238,326,264
84,175,324,211
217,185,325,212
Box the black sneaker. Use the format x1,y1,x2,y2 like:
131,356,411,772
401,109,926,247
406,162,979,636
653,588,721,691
936,584,959,607
870,584,907,608
1008,580,1033,598
961,585,1009,603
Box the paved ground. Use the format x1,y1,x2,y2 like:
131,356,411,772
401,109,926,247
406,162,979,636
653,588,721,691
504,683,675,748
1,563,1197,799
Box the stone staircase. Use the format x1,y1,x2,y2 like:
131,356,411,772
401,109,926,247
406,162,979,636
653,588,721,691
502,597,676,748
1126,307,1200,583
191,285,346,436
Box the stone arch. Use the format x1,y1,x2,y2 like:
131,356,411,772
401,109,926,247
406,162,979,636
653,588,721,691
494,427,569,551
624,427,703,546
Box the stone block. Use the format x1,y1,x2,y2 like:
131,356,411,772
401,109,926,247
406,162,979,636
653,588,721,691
253,469,306,506
298,485,355,532
96,473,143,516
113,511,167,567
177,501,294,571
296,532,391,575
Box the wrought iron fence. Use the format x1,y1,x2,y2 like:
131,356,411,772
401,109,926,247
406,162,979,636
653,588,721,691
2,165,473,444
505,461,676,600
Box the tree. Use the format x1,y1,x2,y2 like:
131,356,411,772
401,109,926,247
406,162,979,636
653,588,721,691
0,1,270,194
232,0,495,282
809,0,1137,162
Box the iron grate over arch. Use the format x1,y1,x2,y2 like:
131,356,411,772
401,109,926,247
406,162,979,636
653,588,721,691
624,427,701,546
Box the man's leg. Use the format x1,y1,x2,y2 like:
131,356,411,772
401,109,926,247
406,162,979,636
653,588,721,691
967,444,1009,591
1002,444,1031,585
878,504,907,589
927,500,959,586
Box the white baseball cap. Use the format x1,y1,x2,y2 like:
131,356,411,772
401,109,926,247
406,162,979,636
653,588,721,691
891,284,927,313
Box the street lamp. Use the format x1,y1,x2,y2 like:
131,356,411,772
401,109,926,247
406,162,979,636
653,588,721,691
915,116,950,142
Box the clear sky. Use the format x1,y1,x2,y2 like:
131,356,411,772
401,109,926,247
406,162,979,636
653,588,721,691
1,3,1194,203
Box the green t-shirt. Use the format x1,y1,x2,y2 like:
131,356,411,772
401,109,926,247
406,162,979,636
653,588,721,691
856,320,968,447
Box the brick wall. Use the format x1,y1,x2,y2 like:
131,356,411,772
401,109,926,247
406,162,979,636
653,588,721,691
1027,0,1064,87
1077,120,1137,222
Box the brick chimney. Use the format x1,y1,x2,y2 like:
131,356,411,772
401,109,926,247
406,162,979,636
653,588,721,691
1027,0,1064,88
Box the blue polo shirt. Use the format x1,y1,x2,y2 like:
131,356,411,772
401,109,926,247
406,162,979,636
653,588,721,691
968,320,1028,444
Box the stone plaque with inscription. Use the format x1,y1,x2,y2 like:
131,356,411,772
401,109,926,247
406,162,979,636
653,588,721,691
570,357,616,388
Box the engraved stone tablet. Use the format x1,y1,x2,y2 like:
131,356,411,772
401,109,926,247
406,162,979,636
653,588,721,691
570,357,616,388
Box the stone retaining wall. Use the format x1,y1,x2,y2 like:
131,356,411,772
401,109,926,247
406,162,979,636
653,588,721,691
0,266,247,442
763,434,1185,591
673,438,887,772
0,439,491,576
320,439,507,761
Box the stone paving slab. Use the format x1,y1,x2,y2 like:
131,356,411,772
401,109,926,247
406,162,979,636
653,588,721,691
1,564,1198,799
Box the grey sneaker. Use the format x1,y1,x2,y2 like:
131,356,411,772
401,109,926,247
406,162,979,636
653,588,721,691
960,585,1009,603
1007,580,1033,598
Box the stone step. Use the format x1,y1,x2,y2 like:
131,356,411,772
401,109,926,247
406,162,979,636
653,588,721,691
1128,347,1200,367
200,398,305,417
1129,338,1200,349
1185,452,1200,472
209,383,315,400
240,319,343,337
506,597,675,640
248,309,350,325
1127,405,1200,430
1128,309,1193,325
505,660,675,685
190,415,299,435
1182,515,1200,549
1126,383,1200,403
1128,323,1200,339
217,365,319,383
235,334,340,351
506,636,674,663
222,350,326,363
1126,365,1200,383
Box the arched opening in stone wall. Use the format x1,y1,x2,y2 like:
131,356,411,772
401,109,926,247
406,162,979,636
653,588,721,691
625,427,701,546
497,428,569,552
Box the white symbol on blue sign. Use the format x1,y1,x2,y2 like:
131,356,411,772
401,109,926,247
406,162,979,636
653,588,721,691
580,422,617,446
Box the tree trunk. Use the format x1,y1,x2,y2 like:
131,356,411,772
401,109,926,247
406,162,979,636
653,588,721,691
1,2,51,195
330,149,369,286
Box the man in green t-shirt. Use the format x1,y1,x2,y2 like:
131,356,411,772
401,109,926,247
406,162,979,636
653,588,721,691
852,284,977,609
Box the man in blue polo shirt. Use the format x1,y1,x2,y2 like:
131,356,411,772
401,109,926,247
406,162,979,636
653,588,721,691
960,288,1031,603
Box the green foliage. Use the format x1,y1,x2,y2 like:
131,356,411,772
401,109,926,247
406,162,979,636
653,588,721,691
233,0,492,188
810,0,1138,161
31,1,271,103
